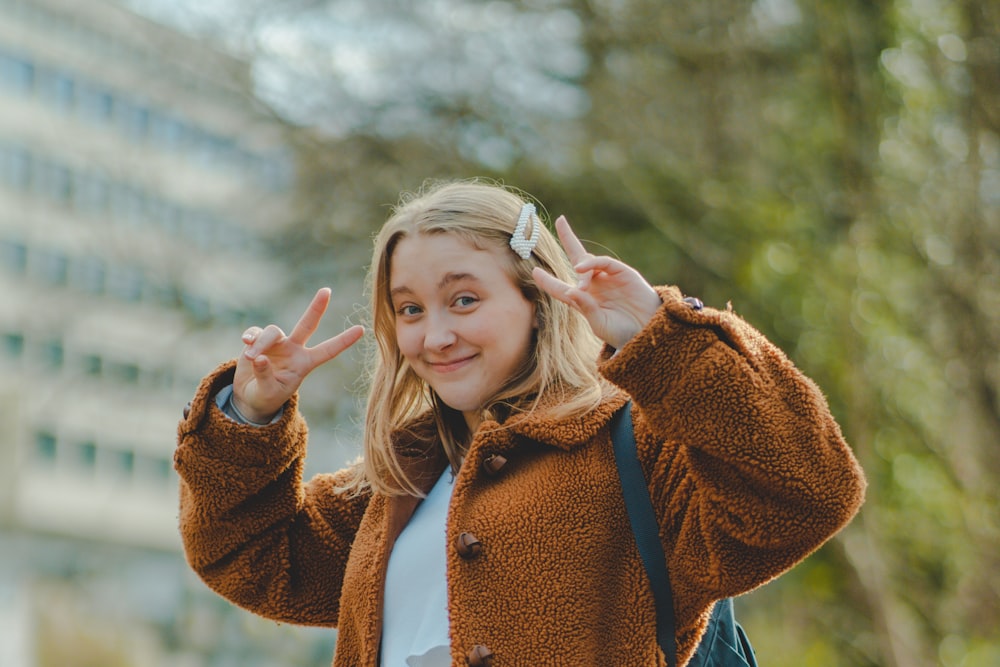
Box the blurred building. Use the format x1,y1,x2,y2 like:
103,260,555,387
0,0,340,665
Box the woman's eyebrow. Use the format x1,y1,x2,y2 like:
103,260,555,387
389,286,412,300
389,272,482,300
437,272,480,290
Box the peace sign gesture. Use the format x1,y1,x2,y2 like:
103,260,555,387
532,216,662,351
232,288,364,423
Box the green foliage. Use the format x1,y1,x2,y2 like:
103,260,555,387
275,0,998,664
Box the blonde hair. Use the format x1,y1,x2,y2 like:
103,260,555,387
344,179,608,497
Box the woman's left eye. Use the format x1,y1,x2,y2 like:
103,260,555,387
454,295,478,308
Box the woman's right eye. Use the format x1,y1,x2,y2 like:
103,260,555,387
397,304,422,317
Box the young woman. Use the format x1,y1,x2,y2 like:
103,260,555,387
175,180,865,667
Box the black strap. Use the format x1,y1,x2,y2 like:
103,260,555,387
610,401,678,667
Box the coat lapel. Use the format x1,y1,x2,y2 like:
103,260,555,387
506,391,628,451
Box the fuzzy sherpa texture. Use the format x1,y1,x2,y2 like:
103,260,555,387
175,286,866,667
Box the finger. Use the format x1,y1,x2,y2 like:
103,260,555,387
288,288,332,346
242,326,263,344
554,215,590,265
572,254,629,277
245,324,286,359
247,355,284,406
307,325,365,368
532,267,579,308
249,353,273,386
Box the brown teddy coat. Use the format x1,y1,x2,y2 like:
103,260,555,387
175,286,866,667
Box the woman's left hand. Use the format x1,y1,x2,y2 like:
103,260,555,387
533,215,663,350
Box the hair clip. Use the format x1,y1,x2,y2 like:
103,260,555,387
510,203,539,259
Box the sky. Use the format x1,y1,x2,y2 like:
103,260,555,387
122,0,590,168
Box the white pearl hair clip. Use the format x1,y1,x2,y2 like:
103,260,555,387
510,203,539,259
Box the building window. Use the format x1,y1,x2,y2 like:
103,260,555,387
147,198,176,231
83,353,102,376
110,183,145,225
219,307,247,328
116,100,149,140
0,145,31,190
0,240,28,274
113,449,135,476
145,366,174,389
72,172,110,215
149,112,183,149
34,431,58,464
159,204,183,237
154,457,172,480
69,255,106,295
182,291,211,323
37,70,75,111
41,339,65,369
77,82,114,123
33,250,69,286
206,136,237,168
135,452,172,482
257,153,294,191
109,361,140,384
2,332,25,359
144,281,180,308
182,211,216,248
75,440,98,470
106,264,143,302
33,160,72,204
0,51,35,94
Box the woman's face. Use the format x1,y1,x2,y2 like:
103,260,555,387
389,232,536,431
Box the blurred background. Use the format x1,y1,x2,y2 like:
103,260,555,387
0,0,996,665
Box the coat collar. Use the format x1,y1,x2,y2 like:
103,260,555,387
502,389,628,451
391,388,629,475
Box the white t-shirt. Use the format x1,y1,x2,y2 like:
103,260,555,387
380,468,454,667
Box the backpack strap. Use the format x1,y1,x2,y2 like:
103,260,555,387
611,402,758,667
610,401,679,667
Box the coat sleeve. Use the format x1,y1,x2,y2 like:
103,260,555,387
599,286,866,611
174,361,370,627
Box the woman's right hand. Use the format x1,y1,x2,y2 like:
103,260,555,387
232,287,365,423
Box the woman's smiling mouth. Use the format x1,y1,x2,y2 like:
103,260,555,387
426,355,477,373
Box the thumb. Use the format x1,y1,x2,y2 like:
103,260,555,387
249,354,277,391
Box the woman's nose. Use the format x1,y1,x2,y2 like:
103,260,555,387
424,316,457,351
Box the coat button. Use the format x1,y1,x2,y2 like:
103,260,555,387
682,296,704,310
183,401,192,418
467,644,494,666
456,532,483,560
481,454,508,476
